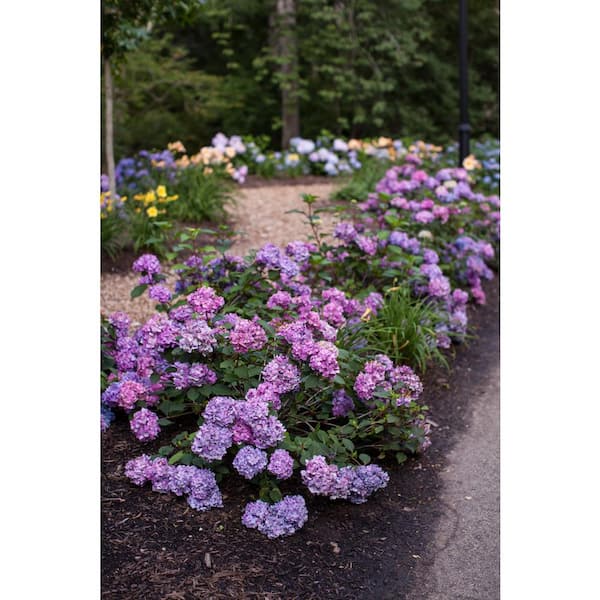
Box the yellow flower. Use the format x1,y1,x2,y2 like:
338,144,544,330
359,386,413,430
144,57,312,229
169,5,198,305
167,194,179,202
147,206,158,218
348,139,362,151
145,190,156,204
377,137,392,148
156,185,167,198
176,155,190,168
288,153,300,162
224,146,236,158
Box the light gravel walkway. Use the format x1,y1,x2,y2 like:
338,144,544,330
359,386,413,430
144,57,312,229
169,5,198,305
226,183,338,256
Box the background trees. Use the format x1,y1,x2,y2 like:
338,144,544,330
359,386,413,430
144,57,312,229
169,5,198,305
102,0,499,163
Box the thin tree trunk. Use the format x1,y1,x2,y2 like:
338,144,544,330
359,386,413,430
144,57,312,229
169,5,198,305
276,0,299,148
104,57,117,198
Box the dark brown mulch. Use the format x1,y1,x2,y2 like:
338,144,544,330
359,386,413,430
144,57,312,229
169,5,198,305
101,278,499,599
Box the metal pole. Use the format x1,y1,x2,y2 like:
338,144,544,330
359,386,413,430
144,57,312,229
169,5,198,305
458,0,470,165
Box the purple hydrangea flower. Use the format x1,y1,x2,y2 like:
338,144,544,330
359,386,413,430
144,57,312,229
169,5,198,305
233,446,268,480
242,496,308,538
202,396,237,427
178,319,217,354
331,389,355,417
308,341,340,380
340,464,390,504
191,423,233,461
108,312,130,337
427,276,451,298
186,287,225,320
261,355,301,394
132,254,162,284
101,406,115,432
229,318,268,353
267,449,294,479
124,454,154,486
117,380,147,411
187,468,223,511
245,383,281,411
148,284,172,303
130,408,161,441
300,455,351,500
334,222,358,243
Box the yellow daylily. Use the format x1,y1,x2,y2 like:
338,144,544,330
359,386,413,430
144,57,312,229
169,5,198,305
147,206,158,218
145,190,156,204
156,185,167,198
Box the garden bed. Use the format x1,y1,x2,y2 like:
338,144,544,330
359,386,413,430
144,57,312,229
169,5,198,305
101,278,498,599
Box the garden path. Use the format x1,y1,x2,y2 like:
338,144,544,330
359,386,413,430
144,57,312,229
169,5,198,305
226,182,338,257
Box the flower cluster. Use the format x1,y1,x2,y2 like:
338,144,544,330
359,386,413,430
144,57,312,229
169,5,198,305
301,456,389,504
125,455,223,512
242,495,308,538
354,356,423,407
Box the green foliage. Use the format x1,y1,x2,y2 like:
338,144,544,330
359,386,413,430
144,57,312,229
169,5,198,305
362,287,449,373
332,157,393,202
112,35,230,158
169,166,235,223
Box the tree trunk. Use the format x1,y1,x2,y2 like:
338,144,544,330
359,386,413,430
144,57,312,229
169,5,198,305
276,0,299,148
104,57,117,198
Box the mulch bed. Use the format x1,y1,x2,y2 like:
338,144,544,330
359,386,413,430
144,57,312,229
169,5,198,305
102,277,499,599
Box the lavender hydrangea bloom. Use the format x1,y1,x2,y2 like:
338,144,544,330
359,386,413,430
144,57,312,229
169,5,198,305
355,235,378,256
178,319,217,354
230,318,268,353
241,500,270,529
191,423,233,461
124,454,154,486
266,291,293,310
147,457,174,493
187,469,223,511
136,314,179,352
148,284,172,303
423,249,439,264
308,341,340,380
117,380,147,411
427,276,451,298
202,396,237,427
341,464,390,504
168,465,198,496
130,408,161,441
261,355,301,394
255,244,282,269
186,287,225,320
132,254,162,284
101,406,115,432
331,390,355,417
242,496,308,538
334,222,358,243
301,456,350,500
108,311,130,337
245,383,282,411
233,446,268,479
267,449,294,479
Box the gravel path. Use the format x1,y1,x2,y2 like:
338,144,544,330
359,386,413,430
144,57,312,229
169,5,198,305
226,182,338,256
100,182,338,324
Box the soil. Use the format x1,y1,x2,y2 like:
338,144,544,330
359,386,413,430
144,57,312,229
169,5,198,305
101,277,499,599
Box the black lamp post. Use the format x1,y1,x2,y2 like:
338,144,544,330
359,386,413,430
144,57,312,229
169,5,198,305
458,0,470,166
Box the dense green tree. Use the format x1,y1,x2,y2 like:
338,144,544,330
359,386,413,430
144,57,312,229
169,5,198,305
106,0,499,157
